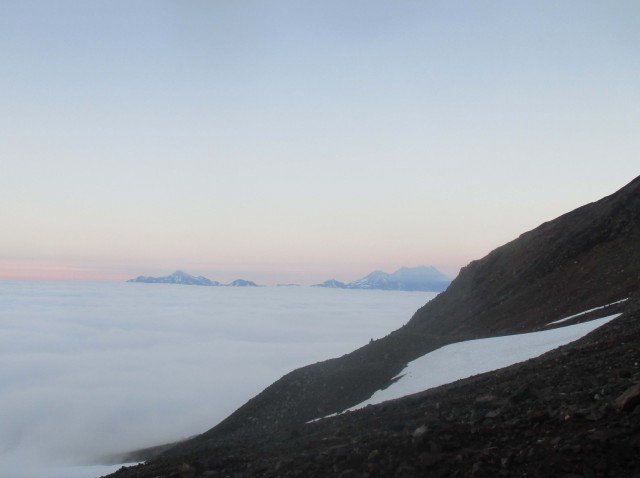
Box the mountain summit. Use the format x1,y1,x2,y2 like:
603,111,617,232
126,271,260,287
314,266,451,292
348,265,451,291
126,270,220,286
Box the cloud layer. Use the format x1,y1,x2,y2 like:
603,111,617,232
0,281,432,476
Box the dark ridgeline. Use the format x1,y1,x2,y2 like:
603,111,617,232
109,175,640,478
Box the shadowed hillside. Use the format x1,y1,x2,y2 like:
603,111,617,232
111,175,640,473
112,297,640,478
407,174,640,337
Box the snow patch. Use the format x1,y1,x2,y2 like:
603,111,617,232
346,313,621,412
547,299,628,325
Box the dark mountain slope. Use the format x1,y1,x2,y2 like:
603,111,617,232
114,175,640,465
110,297,640,478
406,174,640,337
159,176,640,457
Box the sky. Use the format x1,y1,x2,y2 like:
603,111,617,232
1,1,639,285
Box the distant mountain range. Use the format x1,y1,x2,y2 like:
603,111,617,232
126,270,259,287
127,267,451,291
313,266,452,292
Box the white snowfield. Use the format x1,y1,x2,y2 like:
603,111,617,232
345,311,622,412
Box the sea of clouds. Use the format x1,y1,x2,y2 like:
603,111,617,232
0,281,433,477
